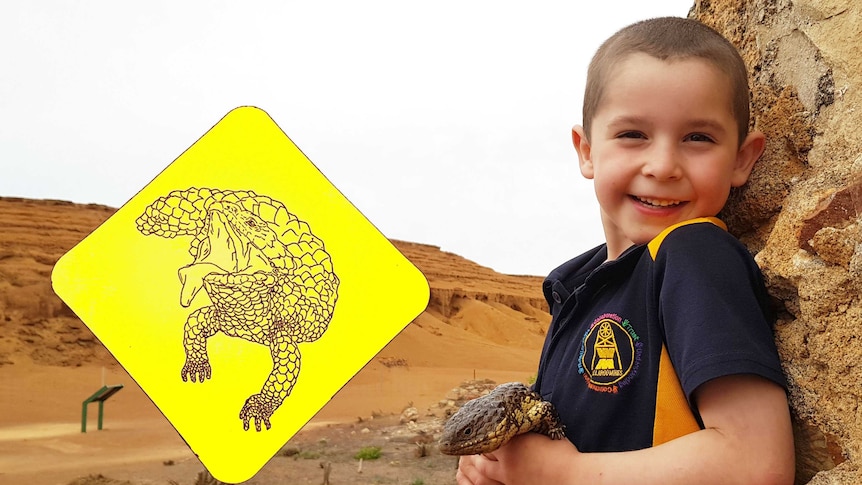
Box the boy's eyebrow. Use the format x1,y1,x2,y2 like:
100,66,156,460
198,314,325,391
606,115,650,129
686,118,728,134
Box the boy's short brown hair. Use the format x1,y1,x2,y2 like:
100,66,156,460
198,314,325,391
583,17,750,145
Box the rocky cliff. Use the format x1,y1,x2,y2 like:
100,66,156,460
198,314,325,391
692,1,862,483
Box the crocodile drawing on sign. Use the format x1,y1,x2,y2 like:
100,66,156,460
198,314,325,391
136,187,339,431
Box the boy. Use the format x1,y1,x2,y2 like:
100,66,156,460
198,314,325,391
456,17,795,485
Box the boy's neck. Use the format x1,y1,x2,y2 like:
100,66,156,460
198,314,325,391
600,212,635,261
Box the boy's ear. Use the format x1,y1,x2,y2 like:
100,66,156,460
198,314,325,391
572,125,594,179
731,130,766,187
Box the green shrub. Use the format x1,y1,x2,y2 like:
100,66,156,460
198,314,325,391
353,446,382,460
298,450,321,460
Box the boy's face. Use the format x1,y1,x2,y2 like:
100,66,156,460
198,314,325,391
572,53,764,259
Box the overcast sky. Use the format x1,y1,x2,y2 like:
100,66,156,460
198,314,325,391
2,1,693,276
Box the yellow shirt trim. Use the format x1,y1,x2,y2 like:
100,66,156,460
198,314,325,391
647,217,726,260
647,217,726,444
653,345,701,445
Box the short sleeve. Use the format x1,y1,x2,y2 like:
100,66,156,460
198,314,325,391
652,223,786,401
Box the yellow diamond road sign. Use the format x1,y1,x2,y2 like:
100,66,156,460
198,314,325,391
51,106,430,483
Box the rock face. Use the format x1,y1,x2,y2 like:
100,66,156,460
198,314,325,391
691,1,862,483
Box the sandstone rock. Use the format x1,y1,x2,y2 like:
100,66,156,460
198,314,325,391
400,407,419,424
692,0,862,482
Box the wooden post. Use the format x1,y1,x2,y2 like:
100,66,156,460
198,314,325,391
321,461,332,485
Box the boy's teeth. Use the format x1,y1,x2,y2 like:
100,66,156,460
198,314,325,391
636,196,681,207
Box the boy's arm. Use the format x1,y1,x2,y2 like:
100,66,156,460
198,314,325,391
456,374,794,485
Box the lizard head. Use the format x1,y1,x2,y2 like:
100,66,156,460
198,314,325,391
438,394,510,455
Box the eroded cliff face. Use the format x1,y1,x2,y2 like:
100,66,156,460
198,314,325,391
0,198,551,370
691,1,862,483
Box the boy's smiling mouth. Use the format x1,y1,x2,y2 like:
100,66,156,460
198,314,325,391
631,195,684,208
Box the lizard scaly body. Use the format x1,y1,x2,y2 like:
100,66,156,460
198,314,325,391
439,382,566,455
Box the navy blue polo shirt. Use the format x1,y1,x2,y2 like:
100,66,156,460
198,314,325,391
534,218,786,452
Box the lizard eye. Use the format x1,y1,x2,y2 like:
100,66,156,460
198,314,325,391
462,427,472,436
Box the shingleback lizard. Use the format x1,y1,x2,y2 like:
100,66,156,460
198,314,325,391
438,382,566,455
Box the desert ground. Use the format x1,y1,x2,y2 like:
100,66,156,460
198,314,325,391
0,197,552,485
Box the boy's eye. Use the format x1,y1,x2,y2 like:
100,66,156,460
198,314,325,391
616,131,646,139
685,133,715,143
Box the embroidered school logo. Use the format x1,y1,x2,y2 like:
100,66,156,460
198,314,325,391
578,313,643,394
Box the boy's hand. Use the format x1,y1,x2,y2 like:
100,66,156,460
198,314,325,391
456,432,580,485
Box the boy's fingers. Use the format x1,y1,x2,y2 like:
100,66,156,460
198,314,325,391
457,454,505,485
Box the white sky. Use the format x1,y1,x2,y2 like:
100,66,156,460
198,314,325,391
1,1,693,276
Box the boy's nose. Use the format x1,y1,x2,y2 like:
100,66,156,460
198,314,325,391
641,142,682,180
